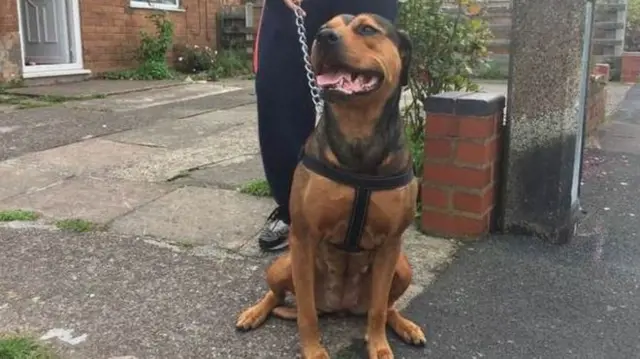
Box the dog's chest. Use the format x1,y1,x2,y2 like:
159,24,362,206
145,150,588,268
314,244,374,314
302,178,416,250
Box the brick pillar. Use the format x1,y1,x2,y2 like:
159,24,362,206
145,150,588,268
420,92,505,239
621,52,640,84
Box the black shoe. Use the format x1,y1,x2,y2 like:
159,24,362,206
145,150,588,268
258,208,289,252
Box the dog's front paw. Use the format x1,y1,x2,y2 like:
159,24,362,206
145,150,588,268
302,346,330,359
367,340,394,359
236,304,269,331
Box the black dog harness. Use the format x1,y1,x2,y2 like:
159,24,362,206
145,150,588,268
300,151,414,253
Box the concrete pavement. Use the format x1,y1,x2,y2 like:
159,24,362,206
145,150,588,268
0,79,458,358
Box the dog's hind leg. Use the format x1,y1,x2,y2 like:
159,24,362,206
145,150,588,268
272,305,297,320
236,253,293,331
385,253,426,346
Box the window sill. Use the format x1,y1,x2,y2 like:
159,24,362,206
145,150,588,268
129,3,185,12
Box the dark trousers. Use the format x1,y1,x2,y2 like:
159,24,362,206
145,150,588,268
254,0,398,224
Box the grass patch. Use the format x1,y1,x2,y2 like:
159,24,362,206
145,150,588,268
0,210,39,222
55,219,100,233
0,334,58,359
239,179,272,197
99,66,178,81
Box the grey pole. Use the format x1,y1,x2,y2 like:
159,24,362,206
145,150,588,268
500,0,593,244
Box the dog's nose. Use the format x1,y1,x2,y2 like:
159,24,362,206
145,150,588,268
316,28,341,45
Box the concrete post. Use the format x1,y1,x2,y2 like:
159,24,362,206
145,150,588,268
500,0,591,244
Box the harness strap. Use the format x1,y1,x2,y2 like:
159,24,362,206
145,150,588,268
300,151,414,252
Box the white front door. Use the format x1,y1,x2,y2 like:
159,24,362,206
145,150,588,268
21,0,71,65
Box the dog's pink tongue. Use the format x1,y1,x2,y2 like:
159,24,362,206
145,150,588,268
316,72,347,86
316,72,368,94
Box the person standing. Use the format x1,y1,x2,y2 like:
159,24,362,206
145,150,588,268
253,0,399,251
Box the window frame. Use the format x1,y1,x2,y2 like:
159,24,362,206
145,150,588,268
130,0,182,11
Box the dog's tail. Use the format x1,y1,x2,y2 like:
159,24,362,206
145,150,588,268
272,305,297,320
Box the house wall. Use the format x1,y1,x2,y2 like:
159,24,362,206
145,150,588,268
0,0,22,82
79,0,239,74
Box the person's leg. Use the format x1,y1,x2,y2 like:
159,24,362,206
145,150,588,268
255,0,329,251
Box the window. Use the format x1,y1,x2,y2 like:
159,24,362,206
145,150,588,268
130,0,181,11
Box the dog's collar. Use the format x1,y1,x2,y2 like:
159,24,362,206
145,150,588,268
299,150,414,253
299,151,414,191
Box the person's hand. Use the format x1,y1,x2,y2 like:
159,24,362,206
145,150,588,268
284,0,306,16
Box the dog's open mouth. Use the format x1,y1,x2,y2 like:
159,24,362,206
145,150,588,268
316,67,382,95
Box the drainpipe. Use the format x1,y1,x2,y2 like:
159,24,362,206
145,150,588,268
572,0,596,208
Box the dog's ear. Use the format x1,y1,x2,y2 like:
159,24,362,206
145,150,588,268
396,29,412,87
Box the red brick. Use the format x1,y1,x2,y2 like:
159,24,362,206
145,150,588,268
425,114,459,138
422,185,450,209
621,52,640,84
73,0,238,73
458,115,498,139
455,137,498,165
452,187,495,215
421,209,490,238
423,163,492,189
424,139,454,161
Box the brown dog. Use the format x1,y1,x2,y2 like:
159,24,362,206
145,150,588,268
236,14,424,359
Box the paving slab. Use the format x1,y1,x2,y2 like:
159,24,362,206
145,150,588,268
0,89,258,161
0,107,166,161
4,138,162,177
0,164,68,201
6,80,186,98
105,104,256,149
0,177,172,224
606,82,634,116
110,187,274,250
103,118,259,182
0,104,17,113
66,83,242,112
170,154,264,190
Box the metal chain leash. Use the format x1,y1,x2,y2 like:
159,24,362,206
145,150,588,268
292,5,324,123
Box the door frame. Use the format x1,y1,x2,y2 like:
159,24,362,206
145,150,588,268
16,0,89,78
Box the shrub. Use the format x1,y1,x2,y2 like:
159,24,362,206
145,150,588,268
101,12,175,80
398,0,492,175
137,13,174,65
174,44,216,73
208,49,252,80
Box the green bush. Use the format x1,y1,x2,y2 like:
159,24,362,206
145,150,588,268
398,0,491,175
174,44,216,73
137,13,174,64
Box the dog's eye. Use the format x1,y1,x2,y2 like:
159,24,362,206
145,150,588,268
358,25,378,36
